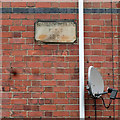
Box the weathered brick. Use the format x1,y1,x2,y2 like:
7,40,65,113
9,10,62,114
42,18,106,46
11,2,26,7
53,111,69,117
11,99,27,104
28,111,43,117
40,105,56,111
36,2,51,8
10,26,26,31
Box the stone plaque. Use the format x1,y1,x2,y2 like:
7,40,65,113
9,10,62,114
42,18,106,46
35,20,76,43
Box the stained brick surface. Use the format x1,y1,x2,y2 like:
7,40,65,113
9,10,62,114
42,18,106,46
1,1,120,119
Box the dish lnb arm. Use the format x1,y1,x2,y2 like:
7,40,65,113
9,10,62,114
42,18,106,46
107,87,118,100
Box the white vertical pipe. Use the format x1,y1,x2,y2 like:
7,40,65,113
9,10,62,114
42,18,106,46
79,0,85,119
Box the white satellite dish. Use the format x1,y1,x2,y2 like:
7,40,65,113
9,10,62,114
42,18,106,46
88,66,104,98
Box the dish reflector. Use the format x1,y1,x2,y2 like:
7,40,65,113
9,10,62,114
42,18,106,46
88,66,104,98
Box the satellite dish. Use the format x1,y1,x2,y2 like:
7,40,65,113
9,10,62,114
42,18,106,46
88,66,104,98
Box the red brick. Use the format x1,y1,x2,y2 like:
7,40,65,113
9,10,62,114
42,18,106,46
28,87,44,92
2,38,8,44
66,56,79,61
101,2,111,8
11,50,26,55
11,2,26,7
41,68,56,74
92,2,100,8
28,50,44,55
15,56,23,61
92,50,101,55
32,56,40,61
45,75,53,80
60,2,76,8
41,93,56,98
2,14,10,19
11,14,26,19
84,2,92,8
2,2,10,7
2,32,13,38
84,14,92,19
92,14,101,19
28,99,38,105
41,81,56,86
2,111,10,117
9,38,25,44
21,44,33,50
26,26,34,31
89,56,106,61
2,93,12,98
101,39,112,44
70,111,79,117
54,99,68,104
60,14,76,19
13,93,23,98
56,105,65,110
88,20,104,25
84,26,92,31
2,44,12,50
11,86,27,92
12,20,21,25
45,99,53,104
40,105,56,110
31,69,39,74
12,75,27,80
45,112,52,117
11,111,26,117
93,26,100,31
27,62,43,67
2,62,10,67
2,105,12,110
67,93,79,98
53,111,69,117
27,2,35,7
2,56,14,61
54,87,69,92
57,93,65,98
54,75,69,80
2,20,12,25
45,87,53,92
65,105,79,110
101,26,112,32
22,32,34,38
23,81,31,86
2,26,9,31
43,62,52,67
69,99,78,104
36,2,51,8
28,111,43,117
65,81,79,86
10,26,26,31
28,75,44,80
13,32,21,38
26,14,35,19
11,99,27,104
22,20,34,25
35,14,50,19
69,87,79,92
51,2,59,7
2,99,10,105
32,93,41,98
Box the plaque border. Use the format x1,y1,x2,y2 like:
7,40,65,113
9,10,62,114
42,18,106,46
34,19,77,44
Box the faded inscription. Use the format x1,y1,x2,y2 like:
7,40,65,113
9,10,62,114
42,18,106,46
35,21,76,43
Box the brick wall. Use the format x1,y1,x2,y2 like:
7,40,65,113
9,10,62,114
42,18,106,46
84,2,120,119
1,1,120,119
